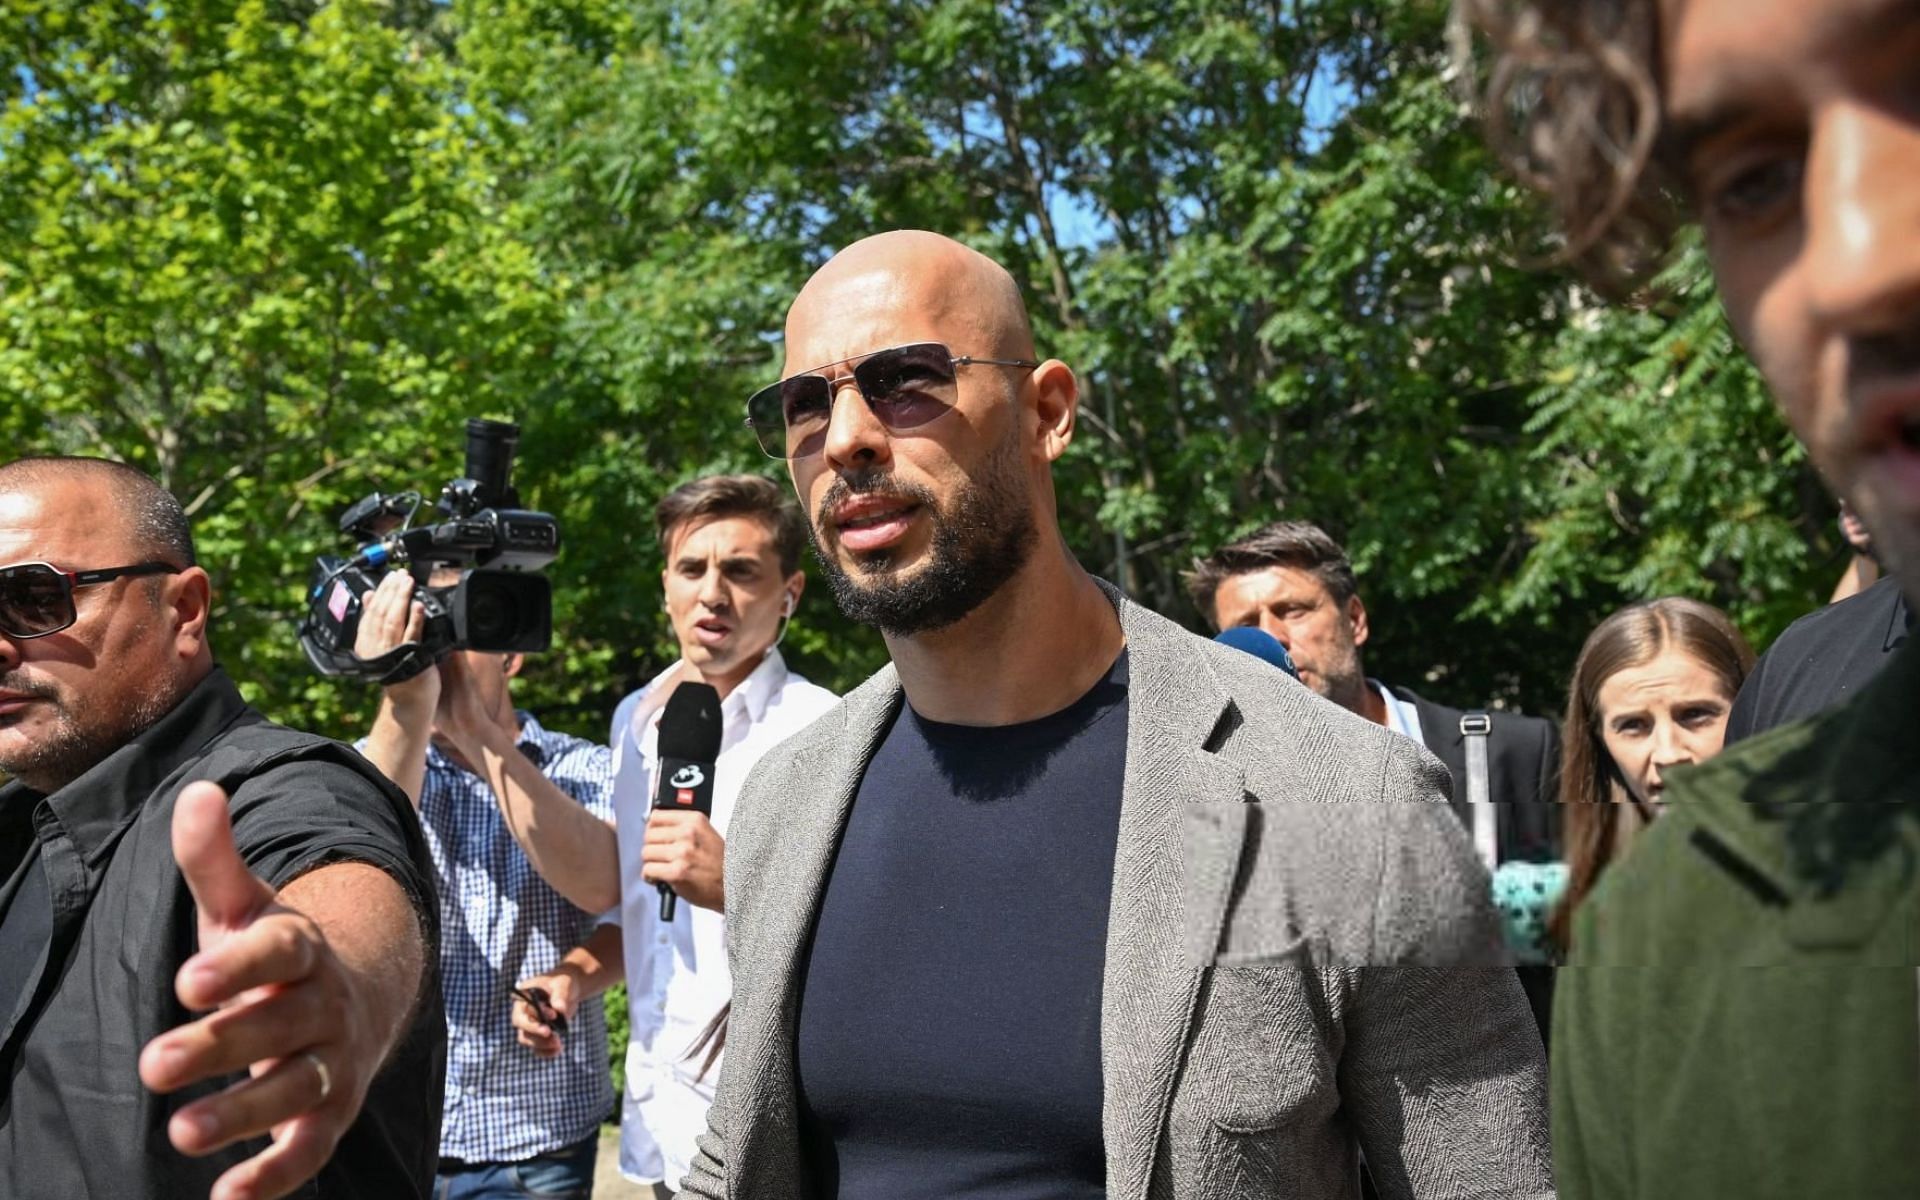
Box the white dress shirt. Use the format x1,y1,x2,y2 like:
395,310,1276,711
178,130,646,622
1371,678,1426,745
606,648,838,1189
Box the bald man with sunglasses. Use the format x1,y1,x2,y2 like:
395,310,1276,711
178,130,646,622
681,231,1551,1200
0,456,443,1200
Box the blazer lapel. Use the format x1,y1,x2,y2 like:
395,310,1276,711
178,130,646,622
1101,594,1250,1200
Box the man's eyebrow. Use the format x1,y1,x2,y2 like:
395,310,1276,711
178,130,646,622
675,553,763,570
1663,0,1920,163
1662,66,1786,165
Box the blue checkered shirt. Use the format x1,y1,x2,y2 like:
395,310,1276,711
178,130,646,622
398,713,615,1162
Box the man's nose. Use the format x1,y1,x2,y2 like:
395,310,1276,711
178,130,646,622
821,377,892,470
1804,101,1920,336
696,569,728,610
1259,617,1293,650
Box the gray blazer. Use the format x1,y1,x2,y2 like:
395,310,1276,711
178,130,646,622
679,586,1553,1199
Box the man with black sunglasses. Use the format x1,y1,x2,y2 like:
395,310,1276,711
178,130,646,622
0,456,444,1199
678,231,1550,1200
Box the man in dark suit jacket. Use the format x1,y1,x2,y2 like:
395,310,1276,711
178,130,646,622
1188,520,1561,864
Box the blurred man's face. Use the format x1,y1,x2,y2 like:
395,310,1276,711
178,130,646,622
782,273,1038,636
1211,565,1370,712
0,481,186,791
1661,0,1920,599
661,514,797,687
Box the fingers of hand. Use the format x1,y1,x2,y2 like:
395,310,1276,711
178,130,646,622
174,782,275,935
508,993,564,1057
208,1107,342,1200
165,1049,341,1161
641,827,716,872
643,810,716,847
142,981,331,1095
354,574,416,657
175,909,323,1011
514,1023,563,1058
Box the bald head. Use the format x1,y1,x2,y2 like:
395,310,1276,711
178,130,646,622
0,457,197,568
784,231,1036,371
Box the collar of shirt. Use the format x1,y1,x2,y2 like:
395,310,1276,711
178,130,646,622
630,647,792,746
1369,679,1425,744
0,668,248,865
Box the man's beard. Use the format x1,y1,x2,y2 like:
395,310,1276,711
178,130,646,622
810,435,1038,637
0,674,176,792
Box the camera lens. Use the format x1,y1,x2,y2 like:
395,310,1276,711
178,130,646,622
466,581,519,646
454,571,551,653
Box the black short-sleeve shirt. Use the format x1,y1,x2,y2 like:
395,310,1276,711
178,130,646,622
0,667,445,1199
1727,577,1913,743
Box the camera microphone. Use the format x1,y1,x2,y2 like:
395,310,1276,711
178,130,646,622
652,681,724,922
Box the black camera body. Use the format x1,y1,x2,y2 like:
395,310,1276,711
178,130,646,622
299,419,562,684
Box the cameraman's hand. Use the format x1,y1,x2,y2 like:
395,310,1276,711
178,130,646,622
431,650,519,763
354,572,440,717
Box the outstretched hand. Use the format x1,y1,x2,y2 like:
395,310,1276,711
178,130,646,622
138,782,381,1200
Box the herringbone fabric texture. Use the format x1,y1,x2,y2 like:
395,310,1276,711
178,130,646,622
677,584,1554,1199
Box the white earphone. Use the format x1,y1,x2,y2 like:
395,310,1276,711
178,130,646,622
781,594,796,618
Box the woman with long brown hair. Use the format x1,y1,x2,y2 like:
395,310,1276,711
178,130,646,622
1546,597,1755,951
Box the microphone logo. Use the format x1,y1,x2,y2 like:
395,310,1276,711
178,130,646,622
670,764,707,789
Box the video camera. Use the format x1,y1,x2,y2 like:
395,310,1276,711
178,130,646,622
298,418,561,684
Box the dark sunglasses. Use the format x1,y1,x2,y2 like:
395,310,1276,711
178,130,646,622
744,341,1040,460
0,560,181,640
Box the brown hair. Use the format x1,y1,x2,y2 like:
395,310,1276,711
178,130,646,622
654,474,806,576
1185,520,1358,628
1549,596,1754,949
1451,0,1683,296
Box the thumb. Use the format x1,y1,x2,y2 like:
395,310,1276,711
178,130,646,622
172,780,274,933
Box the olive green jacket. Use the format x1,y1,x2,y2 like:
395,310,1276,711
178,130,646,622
1554,635,1920,1198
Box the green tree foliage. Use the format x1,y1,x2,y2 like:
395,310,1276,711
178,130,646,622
2,0,1842,740
0,0,566,731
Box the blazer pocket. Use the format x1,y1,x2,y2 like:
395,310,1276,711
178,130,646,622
1179,961,1336,1135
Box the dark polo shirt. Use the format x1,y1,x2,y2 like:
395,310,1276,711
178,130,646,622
1728,576,1913,743
0,668,445,1198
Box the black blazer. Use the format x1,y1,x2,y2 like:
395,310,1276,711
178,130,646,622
1395,687,1562,863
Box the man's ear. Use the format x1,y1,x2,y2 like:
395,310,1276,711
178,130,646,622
1346,593,1370,648
783,570,806,617
1028,360,1079,464
166,567,213,662
502,653,525,679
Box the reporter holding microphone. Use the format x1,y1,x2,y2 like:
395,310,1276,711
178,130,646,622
513,475,837,1200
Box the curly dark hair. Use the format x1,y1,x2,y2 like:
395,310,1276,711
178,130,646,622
1451,0,1684,296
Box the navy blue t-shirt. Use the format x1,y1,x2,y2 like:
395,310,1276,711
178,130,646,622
795,652,1129,1199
